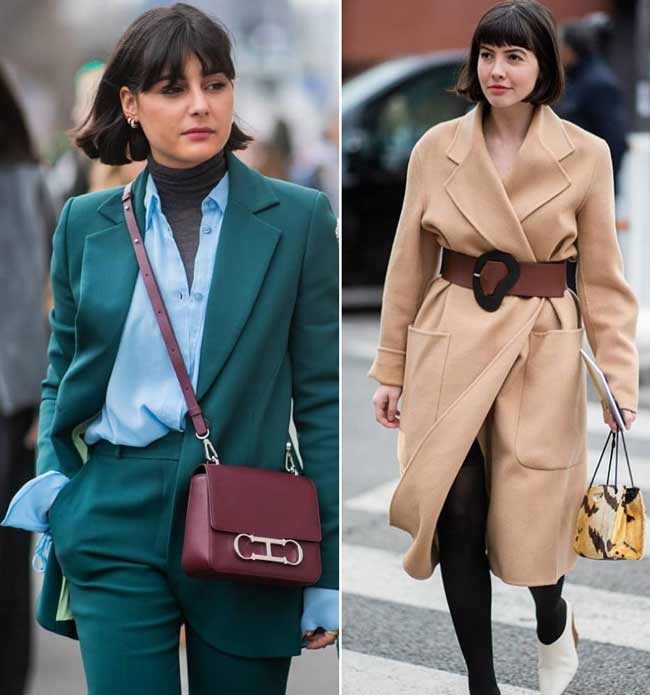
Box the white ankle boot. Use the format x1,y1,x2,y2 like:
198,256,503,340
537,598,579,695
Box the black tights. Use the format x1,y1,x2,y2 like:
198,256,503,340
436,438,567,695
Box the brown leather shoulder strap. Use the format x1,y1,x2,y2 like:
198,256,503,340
121,182,209,439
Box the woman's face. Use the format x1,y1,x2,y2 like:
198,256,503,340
120,53,234,169
477,43,540,108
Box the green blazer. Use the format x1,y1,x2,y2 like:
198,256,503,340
35,151,339,657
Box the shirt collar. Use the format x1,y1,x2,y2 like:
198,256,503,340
207,171,229,215
143,170,230,230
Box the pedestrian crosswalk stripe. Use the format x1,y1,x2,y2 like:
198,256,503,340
342,650,537,695
345,477,399,514
345,465,650,520
345,454,650,530
343,543,650,652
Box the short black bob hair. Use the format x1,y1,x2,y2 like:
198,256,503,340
453,0,564,106
74,3,252,165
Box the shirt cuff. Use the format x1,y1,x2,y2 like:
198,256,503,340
300,587,339,634
1,470,70,532
1,471,70,574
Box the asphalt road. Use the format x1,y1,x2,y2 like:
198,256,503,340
342,314,650,695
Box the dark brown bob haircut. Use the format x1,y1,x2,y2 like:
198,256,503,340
74,3,252,165
454,0,564,106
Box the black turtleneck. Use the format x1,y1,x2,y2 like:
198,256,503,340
147,150,227,291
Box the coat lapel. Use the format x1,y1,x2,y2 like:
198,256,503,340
503,104,574,224
59,169,148,431
444,102,574,262
79,166,148,351
195,151,281,401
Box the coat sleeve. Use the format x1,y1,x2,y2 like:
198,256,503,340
289,191,339,590
368,143,442,386
36,197,76,476
576,138,639,412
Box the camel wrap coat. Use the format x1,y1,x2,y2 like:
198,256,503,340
368,101,639,586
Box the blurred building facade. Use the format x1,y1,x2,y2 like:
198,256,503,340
343,0,647,131
344,0,611,74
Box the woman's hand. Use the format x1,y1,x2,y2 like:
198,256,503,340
302,628,338,649
373,385,403,428
602,402,636,432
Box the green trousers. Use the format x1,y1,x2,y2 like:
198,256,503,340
48,431,291,695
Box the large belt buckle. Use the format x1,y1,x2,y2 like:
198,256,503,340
472,250,520,312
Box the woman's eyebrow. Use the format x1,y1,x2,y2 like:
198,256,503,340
479,45,527,54
158,71,226,82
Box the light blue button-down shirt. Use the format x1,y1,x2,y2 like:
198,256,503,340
1,170,337,632
84,171,229,445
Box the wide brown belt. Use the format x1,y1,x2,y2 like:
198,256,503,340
440,248,567,312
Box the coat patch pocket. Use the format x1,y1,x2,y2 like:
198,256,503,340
515,327,586,470
400,326,451,437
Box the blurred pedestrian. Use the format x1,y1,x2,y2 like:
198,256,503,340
292,111,339,216
556,18,628,189
2,4,338,694
0,62,57,695
371,2,637,694
47,61,101,206
243,117,294,180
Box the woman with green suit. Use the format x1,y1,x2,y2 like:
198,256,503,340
1,4,338,693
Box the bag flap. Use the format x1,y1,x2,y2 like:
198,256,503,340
204,465,322,542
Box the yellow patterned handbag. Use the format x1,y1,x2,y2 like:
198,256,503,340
574,427,645,560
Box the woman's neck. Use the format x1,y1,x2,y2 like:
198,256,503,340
482,101,536,146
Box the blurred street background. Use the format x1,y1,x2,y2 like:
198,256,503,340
0,1,338,693
2,0,339,215
341,0,650,692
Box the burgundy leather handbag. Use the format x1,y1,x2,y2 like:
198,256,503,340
122,184,322,587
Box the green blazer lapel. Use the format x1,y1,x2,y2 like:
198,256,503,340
55,169,148,432
195,152,281,402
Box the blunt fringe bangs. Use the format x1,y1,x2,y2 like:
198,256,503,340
74,3,252,165
453,0,564,106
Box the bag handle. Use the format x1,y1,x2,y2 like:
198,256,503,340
122,183,219,464
588,425,635,490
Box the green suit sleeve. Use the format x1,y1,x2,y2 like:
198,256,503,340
36,198,76,476
289,192,339,589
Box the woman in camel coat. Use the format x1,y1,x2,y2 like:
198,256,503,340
369,2,638,694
